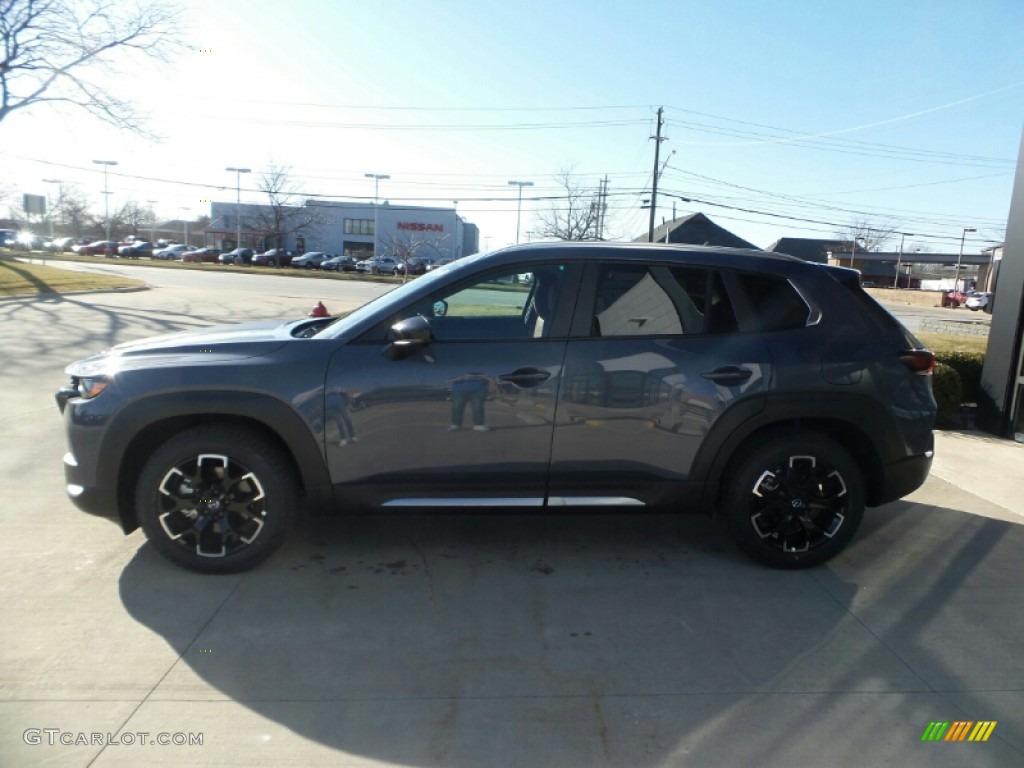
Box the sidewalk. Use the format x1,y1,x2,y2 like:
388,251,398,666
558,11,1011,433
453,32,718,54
931,429,1024,521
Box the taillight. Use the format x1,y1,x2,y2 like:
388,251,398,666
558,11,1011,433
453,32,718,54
900,349,935,375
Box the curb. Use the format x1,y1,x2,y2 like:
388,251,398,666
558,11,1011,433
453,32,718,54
0,284,151,302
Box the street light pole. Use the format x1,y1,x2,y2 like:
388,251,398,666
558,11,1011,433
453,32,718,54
950,227,974,292
146,200,158,243
225,167,251,251
365,173,390,259
508,180,533,244
92,160,117,254
894,232,914,288
42,178,62,238
180,207,191,247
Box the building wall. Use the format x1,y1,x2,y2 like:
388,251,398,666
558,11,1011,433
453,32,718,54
978,129,1024,438
209,200,473,260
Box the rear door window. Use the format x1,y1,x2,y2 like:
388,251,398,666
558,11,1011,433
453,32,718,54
587,264,737,336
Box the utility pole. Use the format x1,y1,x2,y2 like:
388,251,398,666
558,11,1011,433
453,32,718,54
93,160,117,253
648,107,665,242
508,180,533,244
954,227,976,292
592,175,609,241
894,232,914,288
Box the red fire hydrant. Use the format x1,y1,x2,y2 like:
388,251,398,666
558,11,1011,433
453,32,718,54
308,301,330,318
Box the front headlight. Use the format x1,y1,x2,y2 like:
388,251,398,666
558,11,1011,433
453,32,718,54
77,376,110,399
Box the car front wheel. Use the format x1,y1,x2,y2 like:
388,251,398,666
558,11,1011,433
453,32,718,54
135,425,297,573
722,432,864,569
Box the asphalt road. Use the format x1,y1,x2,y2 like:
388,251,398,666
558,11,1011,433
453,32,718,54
1,275,1021,767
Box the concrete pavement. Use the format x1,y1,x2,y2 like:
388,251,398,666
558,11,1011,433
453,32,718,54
932,430,1024,524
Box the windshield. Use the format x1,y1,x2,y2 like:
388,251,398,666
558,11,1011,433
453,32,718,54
314,252,490,338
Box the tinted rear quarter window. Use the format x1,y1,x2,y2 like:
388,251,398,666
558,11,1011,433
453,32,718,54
737,273,811,332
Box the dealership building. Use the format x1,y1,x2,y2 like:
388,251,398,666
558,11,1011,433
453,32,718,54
206,199,479,261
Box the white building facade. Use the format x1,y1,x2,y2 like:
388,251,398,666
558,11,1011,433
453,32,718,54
207,199,478,260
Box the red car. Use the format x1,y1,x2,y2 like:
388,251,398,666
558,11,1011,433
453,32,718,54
942,289,968,308
181,247,222,263
78,240,118,257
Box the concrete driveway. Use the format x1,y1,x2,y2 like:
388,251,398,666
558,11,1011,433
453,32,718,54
1,282,1022,767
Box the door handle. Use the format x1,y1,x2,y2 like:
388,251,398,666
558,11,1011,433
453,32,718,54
499,367,551,387
701,365,753,385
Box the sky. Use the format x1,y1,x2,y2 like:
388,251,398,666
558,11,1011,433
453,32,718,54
2,0,1023,254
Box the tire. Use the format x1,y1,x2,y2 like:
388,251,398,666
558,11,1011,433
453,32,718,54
722,432,864,569
134,425,297,574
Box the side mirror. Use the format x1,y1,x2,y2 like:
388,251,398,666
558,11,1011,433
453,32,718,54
383,315,433,360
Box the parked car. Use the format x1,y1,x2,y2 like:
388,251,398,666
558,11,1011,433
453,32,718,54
321,255,360,272
290,251,329,270
425,258,454,272
965,291,992,312
77,240,118,257
12,232,44,250
153,244,194,260
182,247,222,263
55,242,937,574
118,241,154,258
219,248,255,265
941,289,968,308
44,237,76,252
356,256,400,274
393,256,437,276
0,229,17,247
251,248,293,267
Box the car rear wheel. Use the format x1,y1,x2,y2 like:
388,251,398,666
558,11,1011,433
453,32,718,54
722,432,864,569
135,425,297,573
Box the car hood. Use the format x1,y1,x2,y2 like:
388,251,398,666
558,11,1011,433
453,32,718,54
65,319,307,376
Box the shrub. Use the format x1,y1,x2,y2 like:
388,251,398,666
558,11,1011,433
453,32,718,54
932,361,963,424
936,350,984,403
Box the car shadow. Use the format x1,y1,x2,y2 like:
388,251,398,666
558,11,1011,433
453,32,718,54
115,498,1024,765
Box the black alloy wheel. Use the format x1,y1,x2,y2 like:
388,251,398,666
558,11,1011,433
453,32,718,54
723,433,864,569
135,426,297,573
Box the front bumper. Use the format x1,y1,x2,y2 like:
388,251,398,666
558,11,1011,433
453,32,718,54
61,451,123,526
56,387,126,530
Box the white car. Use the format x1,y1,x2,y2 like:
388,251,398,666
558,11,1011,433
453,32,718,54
356,256,400,274
153,244,194,260
965,292,992,312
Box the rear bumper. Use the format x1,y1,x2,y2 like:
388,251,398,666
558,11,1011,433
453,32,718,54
877,451,933,506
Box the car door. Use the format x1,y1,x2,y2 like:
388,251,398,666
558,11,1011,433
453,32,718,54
323,261,581,507
548,260,772,507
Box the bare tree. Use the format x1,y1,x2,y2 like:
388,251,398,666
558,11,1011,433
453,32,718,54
379,231,449,282
56,184,92,237
0,181,17,218
116,200,153,238
0,0,183,133
534,167,602,241
836,216,899,252
256,163,310,249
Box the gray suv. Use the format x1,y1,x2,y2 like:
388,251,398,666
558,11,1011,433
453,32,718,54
55,243,937,573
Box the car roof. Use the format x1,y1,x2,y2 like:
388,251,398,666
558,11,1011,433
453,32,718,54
471,240,845,278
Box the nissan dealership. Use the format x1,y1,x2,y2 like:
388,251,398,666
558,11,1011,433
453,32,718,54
206,199,479,260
